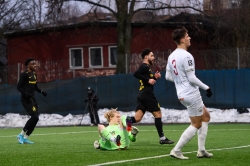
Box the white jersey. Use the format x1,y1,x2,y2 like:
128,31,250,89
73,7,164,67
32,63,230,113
166,48,199,98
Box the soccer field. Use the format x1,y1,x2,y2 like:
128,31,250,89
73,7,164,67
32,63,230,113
1,124,250,166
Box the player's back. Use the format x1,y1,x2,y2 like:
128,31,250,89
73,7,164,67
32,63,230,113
167,48,199,98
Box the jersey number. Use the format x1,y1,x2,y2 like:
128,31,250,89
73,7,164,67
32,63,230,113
172,60,178,75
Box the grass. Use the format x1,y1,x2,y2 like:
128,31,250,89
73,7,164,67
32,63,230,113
1,123,250,166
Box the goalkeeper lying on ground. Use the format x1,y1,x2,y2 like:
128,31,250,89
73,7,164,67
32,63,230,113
94,108,139,150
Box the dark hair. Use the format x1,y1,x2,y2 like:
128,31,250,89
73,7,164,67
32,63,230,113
25,58,35,66
141,48,152,59
172,27,188,45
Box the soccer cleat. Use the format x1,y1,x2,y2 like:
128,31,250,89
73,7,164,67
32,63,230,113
94,140,100,149
17,134,24,144
131,126,139,136
116,135,121,146
197,150,213,158
23,138,34,144
170,149,189,160
159,138,174,144
126,116,132,132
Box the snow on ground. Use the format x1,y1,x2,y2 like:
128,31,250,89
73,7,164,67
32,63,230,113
0,108,249,128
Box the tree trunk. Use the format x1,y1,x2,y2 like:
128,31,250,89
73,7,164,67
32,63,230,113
115,1,132,74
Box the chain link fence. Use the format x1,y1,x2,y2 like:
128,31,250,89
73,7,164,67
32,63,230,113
1,48,250,84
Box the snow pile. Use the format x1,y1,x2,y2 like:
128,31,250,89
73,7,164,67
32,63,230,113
0,108,249,128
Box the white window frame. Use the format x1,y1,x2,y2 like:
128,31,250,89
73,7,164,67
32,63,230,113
69,48,83,69
88,47,103,68
108,46,117,67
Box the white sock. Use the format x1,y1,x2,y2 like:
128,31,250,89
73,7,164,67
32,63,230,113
174,125,198,151
21,130,25,135
198,122,208,151
160,136,166,140
24,134,29,139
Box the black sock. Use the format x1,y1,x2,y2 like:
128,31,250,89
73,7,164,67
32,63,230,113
131,117,136,123
155,118,164,138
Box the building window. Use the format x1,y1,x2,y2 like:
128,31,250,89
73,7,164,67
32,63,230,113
109,46,117,67
69,48,83,69
89,47,103,68
204,2,211,10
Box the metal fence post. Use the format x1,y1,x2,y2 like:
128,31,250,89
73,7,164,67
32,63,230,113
73,57,75,78
237,47,240,69
17,63,20,83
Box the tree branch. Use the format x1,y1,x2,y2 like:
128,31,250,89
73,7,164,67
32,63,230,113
63,0,117,16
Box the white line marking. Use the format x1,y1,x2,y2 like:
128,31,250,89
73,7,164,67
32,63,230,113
88,145,250,166
0,131,97,138
1,129,249,138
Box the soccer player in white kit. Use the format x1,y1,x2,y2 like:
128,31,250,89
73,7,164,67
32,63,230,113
165,27,213,159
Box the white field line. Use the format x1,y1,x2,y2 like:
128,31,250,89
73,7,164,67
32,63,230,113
88,145,250,166
1,128,250,138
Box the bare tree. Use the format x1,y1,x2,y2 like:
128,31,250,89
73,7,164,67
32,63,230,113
46,0,204,74
0,0,28,39
204,0,250,69
20,0,83,28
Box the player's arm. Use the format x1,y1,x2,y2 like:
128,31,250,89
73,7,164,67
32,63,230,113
184,54,212,97
17,73,28,96
186,70,209,90
165,64,174,82
186,71,212,97
165,70,173,82
133,65,149,82
35,84,42,93
35,74,47,96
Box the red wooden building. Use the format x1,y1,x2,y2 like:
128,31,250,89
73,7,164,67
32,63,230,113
5,19,209,84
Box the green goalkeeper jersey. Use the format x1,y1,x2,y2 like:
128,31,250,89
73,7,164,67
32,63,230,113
99,124,130,150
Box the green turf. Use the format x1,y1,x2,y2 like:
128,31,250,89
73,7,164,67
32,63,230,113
1,124,250,166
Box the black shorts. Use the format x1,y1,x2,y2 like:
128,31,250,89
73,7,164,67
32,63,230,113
136,91,160,113
21,97,39,114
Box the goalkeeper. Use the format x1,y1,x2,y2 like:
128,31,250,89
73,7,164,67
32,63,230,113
94,108,139,150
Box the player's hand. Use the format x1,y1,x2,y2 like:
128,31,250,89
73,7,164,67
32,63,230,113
206,88,212,98
148,79,156,85
154,71,161,79
41,90,47,97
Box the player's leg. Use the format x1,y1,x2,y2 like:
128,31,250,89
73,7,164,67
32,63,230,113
98,124,120,145
129,126,139,142
127,93,146,125
170,96,202,159
197,106,213,158
146,93,174,144
133,109,144,122
23,111,39,144
17,98,37,144
152,110,174,144
170,116,201,159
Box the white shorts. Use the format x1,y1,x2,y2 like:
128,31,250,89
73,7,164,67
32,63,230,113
179,94,204,117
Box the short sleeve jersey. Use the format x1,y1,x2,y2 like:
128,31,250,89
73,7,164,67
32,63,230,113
166,48,199,98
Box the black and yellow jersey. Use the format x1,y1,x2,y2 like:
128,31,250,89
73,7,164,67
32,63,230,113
133,63,155,92
17,70,42,98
